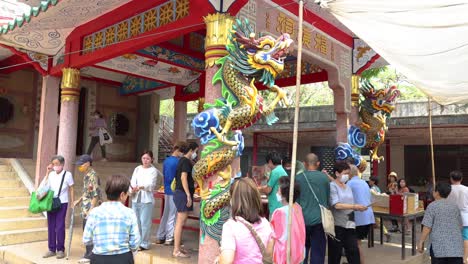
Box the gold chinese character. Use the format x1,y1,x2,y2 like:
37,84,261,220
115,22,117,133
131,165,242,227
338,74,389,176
302,28,312,49
276,12,295,37
314,33,328,55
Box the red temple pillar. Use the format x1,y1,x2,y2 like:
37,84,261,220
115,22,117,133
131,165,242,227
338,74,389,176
198,12,235,264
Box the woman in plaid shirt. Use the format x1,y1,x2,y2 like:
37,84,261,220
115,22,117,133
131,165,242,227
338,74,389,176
83,175,141,264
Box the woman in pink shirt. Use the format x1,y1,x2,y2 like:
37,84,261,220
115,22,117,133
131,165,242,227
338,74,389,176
220,178,274,264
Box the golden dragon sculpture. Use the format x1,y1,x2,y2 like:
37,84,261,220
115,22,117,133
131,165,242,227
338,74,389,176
191,19,292,243
357,80,400,162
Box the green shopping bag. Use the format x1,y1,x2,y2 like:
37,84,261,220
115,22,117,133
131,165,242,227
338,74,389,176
28,190,53,214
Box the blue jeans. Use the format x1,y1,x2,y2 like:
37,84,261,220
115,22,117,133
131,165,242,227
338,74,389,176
132,202,153,249
156,194,177,241
305,224,326,264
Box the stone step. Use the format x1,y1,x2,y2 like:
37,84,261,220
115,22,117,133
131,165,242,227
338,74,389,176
0,165,11,172
0,188,29,198
0,197,30,207
0,227,48,246
0,179,23,188
0,171,17,180
0,206,42,219
0,250,34,264
0,217,46,232
0,249,35,264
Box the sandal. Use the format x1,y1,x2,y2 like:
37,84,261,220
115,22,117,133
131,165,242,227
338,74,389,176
173,251,190,258
180,248,189,254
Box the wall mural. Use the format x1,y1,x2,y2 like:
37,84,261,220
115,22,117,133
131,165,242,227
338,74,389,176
192,19,293,243
139,45,204,71
120,76,168,95
96,54,201,86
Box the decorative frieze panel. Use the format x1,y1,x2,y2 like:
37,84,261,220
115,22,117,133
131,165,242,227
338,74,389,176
82,0,190,54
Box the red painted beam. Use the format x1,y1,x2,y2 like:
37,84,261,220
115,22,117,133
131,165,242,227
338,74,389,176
64,0,213,69
0,55,31,74
271,0,353,48
0,44,48,75
356,54,381,75
256,71,328,90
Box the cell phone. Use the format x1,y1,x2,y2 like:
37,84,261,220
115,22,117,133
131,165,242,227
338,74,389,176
367,202,377,208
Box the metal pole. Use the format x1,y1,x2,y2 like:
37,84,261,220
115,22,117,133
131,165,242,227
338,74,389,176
428,98,436,186
287,1,304,263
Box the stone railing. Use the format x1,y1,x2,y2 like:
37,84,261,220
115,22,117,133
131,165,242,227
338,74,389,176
185,101,468,136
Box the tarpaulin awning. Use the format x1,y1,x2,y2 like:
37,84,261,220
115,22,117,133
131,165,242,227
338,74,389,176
318,0,468,105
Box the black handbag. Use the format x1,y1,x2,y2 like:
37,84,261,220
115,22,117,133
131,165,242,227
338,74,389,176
50,170,66,212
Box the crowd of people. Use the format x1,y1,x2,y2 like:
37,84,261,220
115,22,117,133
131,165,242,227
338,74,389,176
38,146,468,264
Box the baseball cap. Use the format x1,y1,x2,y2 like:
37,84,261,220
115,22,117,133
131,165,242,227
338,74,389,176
76,154,93,165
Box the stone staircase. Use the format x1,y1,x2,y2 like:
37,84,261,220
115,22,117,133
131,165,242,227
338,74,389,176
0,160,48,246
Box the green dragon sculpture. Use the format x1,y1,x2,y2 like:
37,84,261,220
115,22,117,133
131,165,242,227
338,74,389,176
358,80,400,161
192,19,293,243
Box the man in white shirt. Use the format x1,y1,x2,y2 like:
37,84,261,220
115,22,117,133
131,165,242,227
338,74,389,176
447,170,468,263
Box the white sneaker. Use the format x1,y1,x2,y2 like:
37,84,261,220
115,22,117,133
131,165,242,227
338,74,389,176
78,258,90,264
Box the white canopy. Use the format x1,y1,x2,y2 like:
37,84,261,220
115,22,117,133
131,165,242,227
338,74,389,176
319,0,468,105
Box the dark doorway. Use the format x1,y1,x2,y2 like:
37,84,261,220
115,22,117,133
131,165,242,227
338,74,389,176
76,87,87,155
404,145,468,186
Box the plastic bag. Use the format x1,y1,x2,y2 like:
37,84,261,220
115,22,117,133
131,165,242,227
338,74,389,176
29,191,54,214
99,128,113,146
36,177,50,200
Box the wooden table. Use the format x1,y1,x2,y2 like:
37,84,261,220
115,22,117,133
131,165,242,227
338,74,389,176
152,192,201,232
371,210,425,260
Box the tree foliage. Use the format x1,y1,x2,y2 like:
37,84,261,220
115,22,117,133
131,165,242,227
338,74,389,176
361,66,426,101
159,66,426,117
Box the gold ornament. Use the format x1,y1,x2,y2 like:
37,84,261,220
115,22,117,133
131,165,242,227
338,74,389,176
351,75,360,107
198,97,205,113
61,68,81,102
204,13,234,67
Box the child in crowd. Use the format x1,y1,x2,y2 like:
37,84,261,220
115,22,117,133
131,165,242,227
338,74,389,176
270,176,306,264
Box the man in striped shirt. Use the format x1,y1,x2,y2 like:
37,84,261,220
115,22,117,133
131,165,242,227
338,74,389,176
83,174,140,264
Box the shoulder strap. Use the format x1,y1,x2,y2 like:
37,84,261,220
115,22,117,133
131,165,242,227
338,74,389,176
301,172,322,206
57,170,66,195
237,217,267,257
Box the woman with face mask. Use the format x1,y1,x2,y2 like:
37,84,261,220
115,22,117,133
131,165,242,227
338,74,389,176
129,150,158,250
86,111,108,161
43,155,75,260
327,162,367,264
172,142,199,258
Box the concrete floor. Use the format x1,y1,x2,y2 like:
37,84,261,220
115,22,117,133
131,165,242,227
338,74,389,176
0,222,429,264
